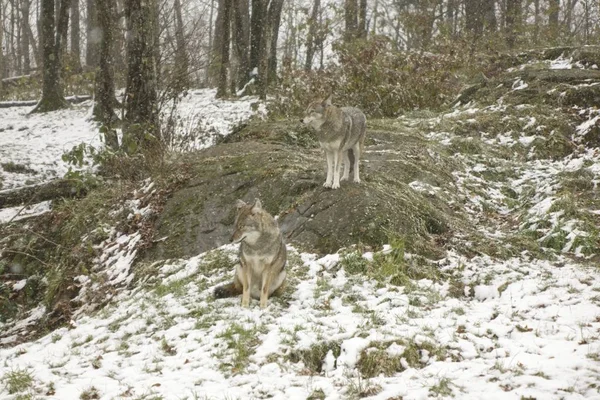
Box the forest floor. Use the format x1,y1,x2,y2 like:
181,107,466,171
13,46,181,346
1,56,600,400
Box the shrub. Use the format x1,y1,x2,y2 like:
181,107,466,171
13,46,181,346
269,37,486,119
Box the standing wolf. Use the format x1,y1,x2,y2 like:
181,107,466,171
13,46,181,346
301,95,367,189
213,199,287,308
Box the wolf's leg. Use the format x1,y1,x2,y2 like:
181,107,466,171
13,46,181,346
341,150,351,181
332,150,342,189
260,271,274,309
352,142,361,183
323,150,333,188
241,262,251,307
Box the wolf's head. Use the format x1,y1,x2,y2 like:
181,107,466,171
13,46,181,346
231,199,271,244
300,95,333,129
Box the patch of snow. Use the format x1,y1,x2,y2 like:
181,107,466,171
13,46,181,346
576,112,600,137
408,181,440,195
0,200,52,223
0,105,101,189
474,285,500,300
12,279,27,291
518,135,537,147
512,78,529,90
161,88,265,152
337,337,370,369
528,196,555,216
550,56,573,70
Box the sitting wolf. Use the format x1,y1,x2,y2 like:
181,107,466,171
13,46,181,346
301,95,367,189
213,199,287,308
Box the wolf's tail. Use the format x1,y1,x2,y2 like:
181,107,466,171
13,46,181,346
213,282,243,298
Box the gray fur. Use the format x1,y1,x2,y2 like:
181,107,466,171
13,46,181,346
229,199,287,308
301,97,367,189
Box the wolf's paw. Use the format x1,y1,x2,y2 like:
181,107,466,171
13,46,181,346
354,178,361,183
331,182,340,189
323,181,332,188
341,175,349,181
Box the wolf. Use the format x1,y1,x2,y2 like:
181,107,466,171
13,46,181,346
213,199,287,308
301,95,367,189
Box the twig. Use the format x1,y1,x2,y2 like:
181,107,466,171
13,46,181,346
2,249,51,267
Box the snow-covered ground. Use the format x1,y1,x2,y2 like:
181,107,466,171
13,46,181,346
161,88,266,151
0,105,101,190
2,72,600,399
1,244,599,399
0,89,264,222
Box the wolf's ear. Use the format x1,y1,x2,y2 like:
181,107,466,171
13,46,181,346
235,199,247,209
323,95,333,107
252,199,262,212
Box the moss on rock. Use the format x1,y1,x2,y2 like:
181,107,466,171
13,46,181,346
144,121,464,259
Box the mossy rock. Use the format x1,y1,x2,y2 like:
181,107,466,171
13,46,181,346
220,119,319,148
144,120,463,259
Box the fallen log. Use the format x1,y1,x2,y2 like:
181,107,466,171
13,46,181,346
0,95,92,109
0,179,89,209
0,72,40,87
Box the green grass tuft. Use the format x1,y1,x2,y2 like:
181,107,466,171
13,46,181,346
2,368,34,394
217,323,262,374
80,386,101,399
287,341,342,374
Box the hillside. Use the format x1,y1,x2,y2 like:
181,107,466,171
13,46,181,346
1,49,599,400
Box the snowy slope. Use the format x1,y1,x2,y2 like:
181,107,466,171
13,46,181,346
0,104,101,190
1,245,599,399
0,89,264,224
2,74,600,399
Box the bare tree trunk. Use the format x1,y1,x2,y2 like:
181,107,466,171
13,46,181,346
32,0,69,112
59,0,70,55
564,0,576,37
249,0,265,77
18,0,23,74
20,0,32,74
282,2,297,68
205,0,215,85
232,0,250,89
70,0,82,72
123,0,160,152
318,4,325,69
86,0,99,67
173,0,189,91
371,0,378,35
583,0,590,43
216,0,231,97
465,0,483,36
0,6,4,88
304,0,320,71
483,0,496,32
152,0,160,84
113,0,126,73
256,15,269,100
505,0,520,48
266,0,284,85
26,15,41,67
15,0,22,74
93,0,119,149
446,0,456,35
357,0,367,38
209,0,227,86
548,0,559,38
344,0,358,42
